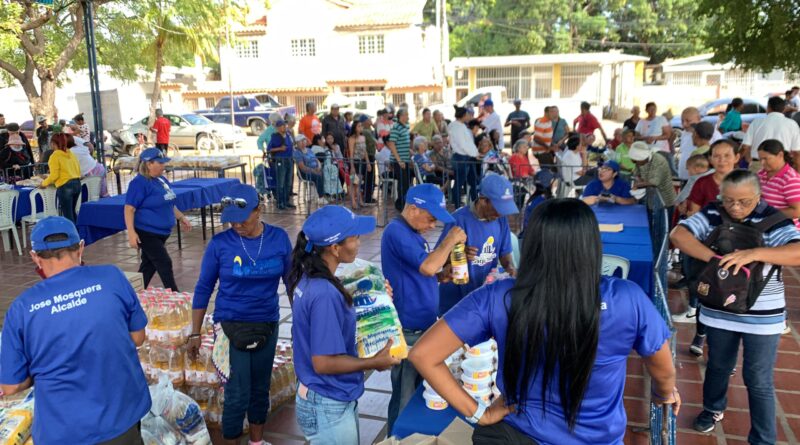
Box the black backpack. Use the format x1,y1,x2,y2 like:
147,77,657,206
692,206,788,314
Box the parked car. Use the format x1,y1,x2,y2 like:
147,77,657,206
124,112,246,151
194,94,296,135
316,94,385,121
669,97,767,130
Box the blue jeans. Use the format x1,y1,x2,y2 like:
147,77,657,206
703,326,780,445
295,386,359,445
300,171,324,197
452,153,477,207
222,322,279,440
57,178,81,223
274,157,293,208
685,256,705,336
387,329,423,433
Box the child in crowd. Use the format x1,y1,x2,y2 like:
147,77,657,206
676,154,712,217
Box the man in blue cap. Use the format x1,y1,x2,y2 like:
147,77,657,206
581,160,636,206
381,184,467,431
1,216,151,444
437,173,518,315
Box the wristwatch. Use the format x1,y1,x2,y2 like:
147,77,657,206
467,402,488,424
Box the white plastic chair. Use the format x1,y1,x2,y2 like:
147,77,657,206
21,187,59,248
76,176,103,213
510,232,520,269
602,254,630,279
0,190,22,255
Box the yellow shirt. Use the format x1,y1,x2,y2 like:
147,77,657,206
42,150,81,188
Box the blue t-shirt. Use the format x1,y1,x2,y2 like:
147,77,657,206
381,217,438,331
413,153,436,177
291,276,363,401
0,265,151,444
581,178,633,199
125,174,177,236
193,223,292,323
522,195,547,231
293,149,320,170
268,132,293,158
437,206,512,314
443,278,670,445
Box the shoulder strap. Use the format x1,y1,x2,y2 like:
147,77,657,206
751,211,790,232
716,205,734,224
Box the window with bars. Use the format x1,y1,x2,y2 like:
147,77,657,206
560,64,601,98
235,40,259,59
291,39,316,57
358,35,385,54
665,72,702,87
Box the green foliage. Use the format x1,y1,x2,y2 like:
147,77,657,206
698,0,800,74
448,0,707,62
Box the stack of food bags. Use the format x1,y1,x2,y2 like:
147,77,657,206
336,259,408,359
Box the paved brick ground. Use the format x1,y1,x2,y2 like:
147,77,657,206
1,196,799,444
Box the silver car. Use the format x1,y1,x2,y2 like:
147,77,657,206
126,113,246,150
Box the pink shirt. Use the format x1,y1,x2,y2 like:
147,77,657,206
759,163,800,227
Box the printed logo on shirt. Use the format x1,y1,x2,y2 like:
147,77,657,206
28,284,102,315
158,178,176,201
232,256,283,278
472,236,497,267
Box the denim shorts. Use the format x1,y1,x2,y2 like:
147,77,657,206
295,384,359,445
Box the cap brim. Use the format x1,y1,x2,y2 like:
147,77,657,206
426,205,455,224
220,205,257,224
153,157,171,163
490,197,519,216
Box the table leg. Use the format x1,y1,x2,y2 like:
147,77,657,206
209,205,216,235
176,219,182,250
200,207,207,241
240,165,246,184
115,172,122,195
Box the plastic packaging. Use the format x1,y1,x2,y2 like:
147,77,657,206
423,390,449,410
149,376,211,445
461,358,493,380
336,259,408,359
461,373,493,391
141,413,182,445
467,339,497,357
0,410,32,445
450,243,469,285
465,386,492,405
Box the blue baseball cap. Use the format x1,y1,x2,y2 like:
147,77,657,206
484,99,494,107
303,206,376,252
31,216,81,252
139,147,170,163
534,169,556,188
479,174,518,216
406,184,454,223
220,184,260,224
275,120,286,127
600,160,620,173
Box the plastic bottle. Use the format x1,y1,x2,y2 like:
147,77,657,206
450,243,470,285
167,346,185,387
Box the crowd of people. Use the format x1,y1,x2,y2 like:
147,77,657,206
4,87,800,445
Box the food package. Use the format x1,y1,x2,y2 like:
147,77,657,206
149,375,211,445
15,177,44,188
336,259,408,359
0,410,32,445
141,413,182,445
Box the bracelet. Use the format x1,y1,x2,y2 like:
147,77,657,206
188,334,201,339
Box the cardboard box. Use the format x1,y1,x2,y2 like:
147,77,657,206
376,418,473,445
124,271,144,292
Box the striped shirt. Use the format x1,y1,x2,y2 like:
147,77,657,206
680,202,800,335
389,122,411,162
758,163,800,215
532,117,552,150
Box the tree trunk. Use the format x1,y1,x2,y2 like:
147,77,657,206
148,39,164,142
26,77,58,123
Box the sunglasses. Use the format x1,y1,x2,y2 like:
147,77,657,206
221,197,249,208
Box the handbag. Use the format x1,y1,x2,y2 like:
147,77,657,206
220,321,276,351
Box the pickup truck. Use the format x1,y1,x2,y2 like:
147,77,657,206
194,94,296,135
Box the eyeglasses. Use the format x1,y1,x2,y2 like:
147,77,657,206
221,197,249,208
720,197,757,208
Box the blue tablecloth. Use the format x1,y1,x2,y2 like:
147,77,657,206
593,204,654,295
170,178,239,207
392,386,465,439
77,188,196,245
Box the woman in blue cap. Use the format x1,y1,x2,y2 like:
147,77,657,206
580,160,636,206
189,183,292,445
124,147,191,291
289,206,400,444
410,199,678,445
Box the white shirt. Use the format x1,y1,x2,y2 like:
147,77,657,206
447,120,479,157
635,116,670,152
743,112,800,159
70,138,97,175
557,149,582,184
677,128,722,180
481,111,504,150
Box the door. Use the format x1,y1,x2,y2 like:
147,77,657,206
167,115,193,148
210,98,231,123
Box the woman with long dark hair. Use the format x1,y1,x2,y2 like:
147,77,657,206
410,199,678,444
290,206,399,444
757,139,800,222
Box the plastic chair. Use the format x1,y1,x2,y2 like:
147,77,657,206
0,190,21,255
602,254,630,279
413,161,424,185
76,176,103,213
21,187,59,248
510,232,520,269
296,169,319,210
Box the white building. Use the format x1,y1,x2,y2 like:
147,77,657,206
661,54,793,97
188,0,444,114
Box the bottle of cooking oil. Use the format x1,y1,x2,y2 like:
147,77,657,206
450,243,470,285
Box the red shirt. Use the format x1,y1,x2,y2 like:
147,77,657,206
574,113,601,135
688,174,720,209
152,116,171,144
509,153,533,178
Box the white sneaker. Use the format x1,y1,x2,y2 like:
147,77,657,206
317,196,328,205
784,325,792,335
671,307,697,324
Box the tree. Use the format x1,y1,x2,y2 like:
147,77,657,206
698,0,800,74
0,1,110,121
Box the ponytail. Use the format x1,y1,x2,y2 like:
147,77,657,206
287,231,353,306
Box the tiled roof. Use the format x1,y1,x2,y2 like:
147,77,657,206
182,86,328,98
334,0,425,29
